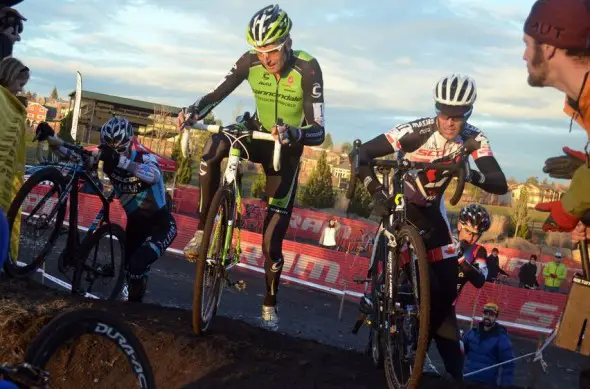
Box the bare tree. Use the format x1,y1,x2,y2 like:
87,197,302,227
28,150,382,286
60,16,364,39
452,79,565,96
152,104,171,154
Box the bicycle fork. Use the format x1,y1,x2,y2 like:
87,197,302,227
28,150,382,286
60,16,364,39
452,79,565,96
351,230,397,334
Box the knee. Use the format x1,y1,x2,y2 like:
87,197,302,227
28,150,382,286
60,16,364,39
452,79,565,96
201,134,226,163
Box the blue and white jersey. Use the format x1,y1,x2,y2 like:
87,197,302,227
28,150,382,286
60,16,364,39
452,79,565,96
107,147,167,216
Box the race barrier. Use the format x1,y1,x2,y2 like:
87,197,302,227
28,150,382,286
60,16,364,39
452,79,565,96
20,188,571,338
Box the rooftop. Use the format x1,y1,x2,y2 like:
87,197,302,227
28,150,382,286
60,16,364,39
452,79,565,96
68,90,182,114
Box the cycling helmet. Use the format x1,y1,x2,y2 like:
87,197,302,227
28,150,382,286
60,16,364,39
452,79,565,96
483,302,500,315
458,204,491,233
246,5,292,48
100,116,133,153
433,74,477,117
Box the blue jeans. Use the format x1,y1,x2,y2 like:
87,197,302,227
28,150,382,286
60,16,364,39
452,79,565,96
544,286,560,293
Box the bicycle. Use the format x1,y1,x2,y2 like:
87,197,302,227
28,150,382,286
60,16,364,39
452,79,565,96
346,137,477,389
0,308,155,389
182,113,282,335
4,135,126,300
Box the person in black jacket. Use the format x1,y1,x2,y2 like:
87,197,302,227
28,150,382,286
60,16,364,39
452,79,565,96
486,247,510,282
519,254,540,289
0,1,25,60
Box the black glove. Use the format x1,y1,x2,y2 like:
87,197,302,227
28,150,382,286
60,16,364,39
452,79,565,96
34,122,54,142
98,145,120,174
543,147,585,180
459,259,474,273
371,188,393,217
467,169,485,185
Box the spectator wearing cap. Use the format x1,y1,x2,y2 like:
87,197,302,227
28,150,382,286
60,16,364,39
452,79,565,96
522,0,590,243
519,254,540,289
543,251,568,293
463,302,515,387
0,1,25,60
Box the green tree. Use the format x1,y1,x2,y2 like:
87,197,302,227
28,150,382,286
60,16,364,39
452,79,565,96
251,173,266,199
58,111,75,143
300,151,335,208
171,135,192,184
347,180,372,218
340,142,352,154
511,186,530,238
50,86,59,100
525,176,539,185
321,132,333,150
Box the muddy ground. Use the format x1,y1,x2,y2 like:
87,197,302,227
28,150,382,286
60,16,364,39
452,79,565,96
0,278,576,389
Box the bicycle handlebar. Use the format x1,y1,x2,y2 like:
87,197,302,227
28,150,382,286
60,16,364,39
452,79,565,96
182,122,281,172
346,137,478,207
45,135,92,156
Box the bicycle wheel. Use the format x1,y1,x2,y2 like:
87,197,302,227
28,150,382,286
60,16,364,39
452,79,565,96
5,167,67,278
192,187,233,335
369,231,387,369
0,209,9,270
24,308,155,389
382,225,430,389
75,223,126,300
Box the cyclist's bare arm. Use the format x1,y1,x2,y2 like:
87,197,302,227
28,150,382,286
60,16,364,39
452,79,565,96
189,52,251,119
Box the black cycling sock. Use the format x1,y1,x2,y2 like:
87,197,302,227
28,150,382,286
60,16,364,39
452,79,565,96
263,294,277,307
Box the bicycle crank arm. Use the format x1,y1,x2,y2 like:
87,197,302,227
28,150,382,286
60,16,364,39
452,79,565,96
352,313,369,334
227,278,247,291
353,276,371,284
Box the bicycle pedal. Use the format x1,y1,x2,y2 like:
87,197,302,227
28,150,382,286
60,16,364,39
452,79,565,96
353,276,370,284
230,280,247,291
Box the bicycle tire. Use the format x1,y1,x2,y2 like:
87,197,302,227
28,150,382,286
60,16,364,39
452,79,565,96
369,231,387,369
75,223,126,300
24,308,155,389
5,167,67,278
383,225,430,389
192,187,232,335
0,210,9,270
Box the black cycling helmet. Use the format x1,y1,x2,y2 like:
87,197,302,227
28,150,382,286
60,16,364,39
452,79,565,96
458,204,491,233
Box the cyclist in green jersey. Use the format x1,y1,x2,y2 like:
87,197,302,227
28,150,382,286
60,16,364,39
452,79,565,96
181,4,325,329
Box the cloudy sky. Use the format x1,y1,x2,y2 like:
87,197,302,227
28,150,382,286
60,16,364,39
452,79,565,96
12,0,587,181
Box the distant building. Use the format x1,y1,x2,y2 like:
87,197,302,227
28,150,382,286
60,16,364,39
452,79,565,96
299,146,351,189
25,102,48,125
66,90,182,143
509,182,567,208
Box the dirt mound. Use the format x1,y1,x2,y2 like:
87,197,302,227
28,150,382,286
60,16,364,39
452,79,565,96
0,278,515,389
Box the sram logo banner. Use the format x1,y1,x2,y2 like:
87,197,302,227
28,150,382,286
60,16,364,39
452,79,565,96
455,282,566,335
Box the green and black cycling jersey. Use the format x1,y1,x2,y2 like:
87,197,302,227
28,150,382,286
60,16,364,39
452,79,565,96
191,50,325,146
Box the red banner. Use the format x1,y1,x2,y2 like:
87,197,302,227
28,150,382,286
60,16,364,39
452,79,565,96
19,188,571,337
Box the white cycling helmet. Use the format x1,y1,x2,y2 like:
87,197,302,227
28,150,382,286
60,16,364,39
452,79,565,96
100,116,133,153
433,74,477,117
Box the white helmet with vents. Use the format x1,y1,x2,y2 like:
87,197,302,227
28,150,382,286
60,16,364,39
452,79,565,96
100,116,133,153
433,74,477,117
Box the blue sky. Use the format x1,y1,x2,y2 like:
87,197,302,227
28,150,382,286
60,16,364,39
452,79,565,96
12,0,587,181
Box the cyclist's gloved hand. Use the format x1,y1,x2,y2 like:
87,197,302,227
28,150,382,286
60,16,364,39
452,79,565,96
466,170,485,185
543,147,586,180
182,105,199,127
371,188,393,217
33,122,55,142
98,145,120,175
275,123,301,145
535,200,580,232
458,257,474,273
